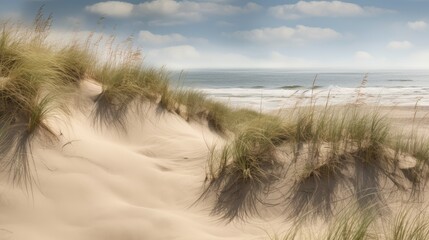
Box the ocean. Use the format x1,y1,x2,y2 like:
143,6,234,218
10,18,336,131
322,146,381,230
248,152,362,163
171,69,429,110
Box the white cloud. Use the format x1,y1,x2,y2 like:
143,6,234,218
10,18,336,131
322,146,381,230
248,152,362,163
139,44,429,70
408,20,427,31
85,1,134,18
387,41,413,50
86,0,260,25
139,31,186,44
355,51,373,60
146,45,201,63
231,25,341,43
408,50,429,69
136,1,261,25
146,45,319,69
269,1,391,19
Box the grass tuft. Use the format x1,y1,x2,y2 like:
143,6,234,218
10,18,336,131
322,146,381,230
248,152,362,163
389,209,429,240
201,115,289,221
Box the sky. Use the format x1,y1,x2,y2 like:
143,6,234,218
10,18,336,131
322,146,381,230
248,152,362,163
1,0,429,70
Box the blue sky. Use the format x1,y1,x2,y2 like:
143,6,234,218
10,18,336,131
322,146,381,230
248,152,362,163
1,0,429,69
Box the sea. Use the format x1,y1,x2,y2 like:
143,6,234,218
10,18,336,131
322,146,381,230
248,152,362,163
171,69,429,110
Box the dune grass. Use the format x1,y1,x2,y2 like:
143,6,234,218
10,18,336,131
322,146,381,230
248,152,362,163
270,205,429,240
388,210,429,240
200,115,289,220
0,17,73,189
202,101,429,221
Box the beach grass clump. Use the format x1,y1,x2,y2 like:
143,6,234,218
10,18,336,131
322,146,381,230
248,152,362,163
91,64,144,129
202,103,429,222
323,209,375,240
201,115,289,221
55,44,93,85
286,107,400,208
172,88,265,134
0,75,66,188
288,154,347,218
388,210,429,240
271,206,429,240
173,89,207,119
202,100,233,133
0,17,72,187
283,106,412,217
90,63,176,128
0,26,21,76
270,204,377,240
389,133,429,196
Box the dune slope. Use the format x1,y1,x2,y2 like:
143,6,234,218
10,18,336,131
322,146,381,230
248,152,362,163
0,81,274,240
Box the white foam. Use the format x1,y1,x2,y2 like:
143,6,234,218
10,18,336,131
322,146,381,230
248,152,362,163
198,86,429,110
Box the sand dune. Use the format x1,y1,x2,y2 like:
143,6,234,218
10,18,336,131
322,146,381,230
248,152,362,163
0,80,428,240
0,81,282,240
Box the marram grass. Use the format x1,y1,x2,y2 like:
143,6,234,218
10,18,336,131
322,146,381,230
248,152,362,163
201,115,289,221
269,205,429,240
202,103,429,222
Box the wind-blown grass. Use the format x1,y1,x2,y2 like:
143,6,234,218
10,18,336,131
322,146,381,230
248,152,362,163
201,103,429,222
0,75,67,189
55,44,92,85
388,209,429,240
0,14,70,188
270,205,429,240
200,115,290,221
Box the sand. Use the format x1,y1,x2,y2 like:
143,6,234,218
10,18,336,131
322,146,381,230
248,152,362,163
0,81,428,239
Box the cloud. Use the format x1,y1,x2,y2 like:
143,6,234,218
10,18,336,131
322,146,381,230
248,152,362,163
355,51,373,60
145,45,319,69
387,41,413,50
146,45,201,63
86,0,261,25
408,20,427,31
85,1,134,18
408,50,429,69
139,31,186,44
231,25,341,43
269,1,391,19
